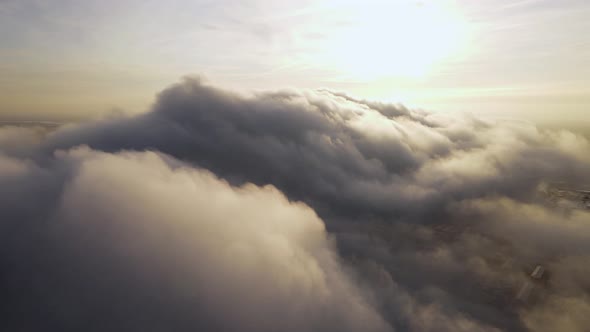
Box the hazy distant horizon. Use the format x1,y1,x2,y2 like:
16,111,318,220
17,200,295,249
1,77,587,139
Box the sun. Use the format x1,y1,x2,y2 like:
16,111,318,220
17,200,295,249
314,0,471,80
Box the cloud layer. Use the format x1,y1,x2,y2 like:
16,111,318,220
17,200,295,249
44,78,590,223
2,77,590,331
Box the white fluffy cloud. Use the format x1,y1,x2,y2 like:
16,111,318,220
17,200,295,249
0,146,390,331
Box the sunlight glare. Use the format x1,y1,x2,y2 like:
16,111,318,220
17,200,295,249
315,0,471,80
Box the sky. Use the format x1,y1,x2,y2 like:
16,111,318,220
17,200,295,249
0,0,589,129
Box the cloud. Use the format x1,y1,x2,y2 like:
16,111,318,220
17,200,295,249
41,78,589,232
0,146,390,332
522,296,590,332
2,77,590,331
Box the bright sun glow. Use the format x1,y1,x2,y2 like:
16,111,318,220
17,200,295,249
314,0,471,80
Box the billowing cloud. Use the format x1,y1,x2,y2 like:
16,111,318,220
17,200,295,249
0,146,390,332
2,77,590,331
44,78,589,223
